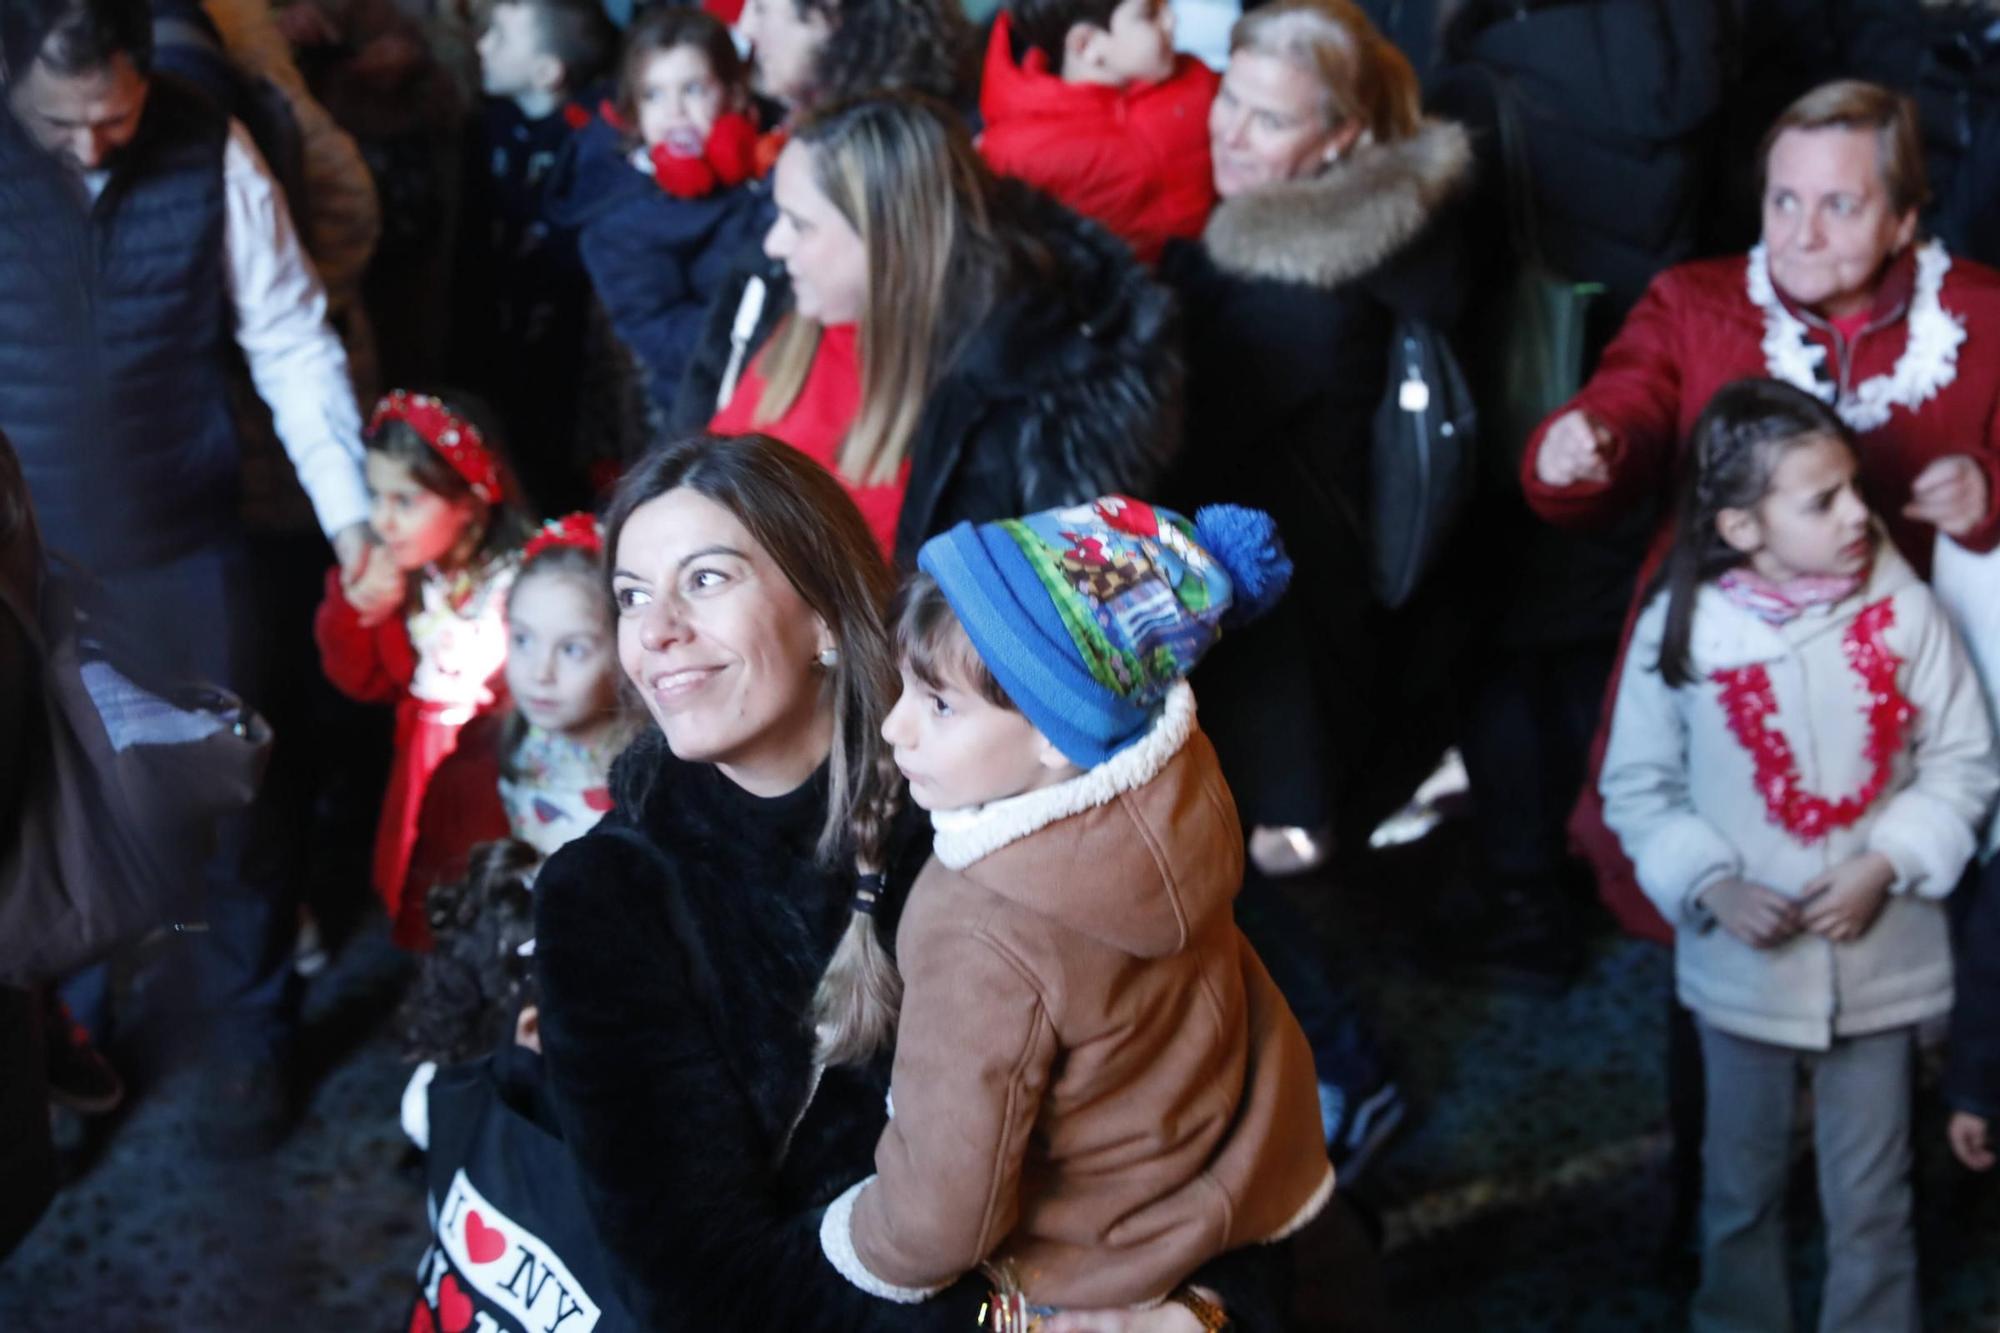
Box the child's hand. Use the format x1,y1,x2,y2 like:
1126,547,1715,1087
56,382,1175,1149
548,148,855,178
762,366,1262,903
341,543,404,627
1798,852,1895,943
1701,877,1803,948
1950,1111,1995,1171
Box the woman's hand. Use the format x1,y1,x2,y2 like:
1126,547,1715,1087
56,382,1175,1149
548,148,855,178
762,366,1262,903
1903,454,1991,538
1533,410,1615,488
1699,877,1803,949
1040,1292,1215,1333
1949,1111,1995,1171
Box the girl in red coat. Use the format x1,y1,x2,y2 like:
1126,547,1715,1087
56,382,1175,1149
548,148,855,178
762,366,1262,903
402,515,640,944
316,391,528,948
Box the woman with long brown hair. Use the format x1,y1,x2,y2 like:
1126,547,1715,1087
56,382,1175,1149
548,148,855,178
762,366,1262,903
532,433,1285,1331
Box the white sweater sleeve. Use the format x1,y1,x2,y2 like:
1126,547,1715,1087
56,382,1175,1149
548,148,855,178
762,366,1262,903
221,120,370,539
1600,603,1743,924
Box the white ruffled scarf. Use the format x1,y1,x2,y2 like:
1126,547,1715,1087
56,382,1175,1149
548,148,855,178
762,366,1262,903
1747,238,1965,433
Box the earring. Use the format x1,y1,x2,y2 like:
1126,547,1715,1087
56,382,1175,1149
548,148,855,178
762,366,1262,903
817,646,840,668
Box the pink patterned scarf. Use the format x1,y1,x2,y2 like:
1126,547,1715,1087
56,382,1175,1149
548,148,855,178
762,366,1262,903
1716,566,1866,626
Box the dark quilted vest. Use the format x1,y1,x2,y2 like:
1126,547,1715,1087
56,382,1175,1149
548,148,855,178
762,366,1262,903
0,78,238,574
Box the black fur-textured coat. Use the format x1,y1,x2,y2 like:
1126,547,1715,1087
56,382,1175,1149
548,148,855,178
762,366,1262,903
671,184,1182,565
533,733,973,1331
534,732,1291,1330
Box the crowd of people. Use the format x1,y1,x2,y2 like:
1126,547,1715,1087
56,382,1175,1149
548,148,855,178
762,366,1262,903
2,0,1999,1326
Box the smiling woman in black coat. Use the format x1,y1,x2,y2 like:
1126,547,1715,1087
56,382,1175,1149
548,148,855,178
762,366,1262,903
533,433,1287,1332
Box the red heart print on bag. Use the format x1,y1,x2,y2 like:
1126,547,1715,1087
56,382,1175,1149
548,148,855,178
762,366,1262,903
437,1273,474,1333
464,1210,507,1264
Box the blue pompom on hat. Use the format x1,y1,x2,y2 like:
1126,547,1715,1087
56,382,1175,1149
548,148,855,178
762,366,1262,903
916,495,1292,767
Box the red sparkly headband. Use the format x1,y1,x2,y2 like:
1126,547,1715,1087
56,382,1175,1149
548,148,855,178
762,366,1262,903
368,391,503,504
522,512,604,565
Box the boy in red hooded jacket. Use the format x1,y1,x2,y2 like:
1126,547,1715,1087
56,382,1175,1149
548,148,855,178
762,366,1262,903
978,0,1219,263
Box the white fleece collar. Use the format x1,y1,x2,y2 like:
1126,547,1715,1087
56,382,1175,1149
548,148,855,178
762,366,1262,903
930,683,1196,871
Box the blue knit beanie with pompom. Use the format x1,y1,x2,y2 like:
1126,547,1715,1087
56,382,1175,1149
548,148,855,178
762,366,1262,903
916,495,1292,767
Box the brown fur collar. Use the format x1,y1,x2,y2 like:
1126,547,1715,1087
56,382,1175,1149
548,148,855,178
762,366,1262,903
1201,118,1473,289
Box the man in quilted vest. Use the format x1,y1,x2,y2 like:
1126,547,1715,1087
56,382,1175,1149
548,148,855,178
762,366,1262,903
0,0,374,1155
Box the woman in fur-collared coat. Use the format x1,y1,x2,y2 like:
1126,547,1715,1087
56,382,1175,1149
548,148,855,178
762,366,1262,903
1159,0,1471,1169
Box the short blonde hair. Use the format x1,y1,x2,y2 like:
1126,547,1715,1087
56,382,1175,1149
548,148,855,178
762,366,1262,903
1228,0,1422,145
1761,79,1930,217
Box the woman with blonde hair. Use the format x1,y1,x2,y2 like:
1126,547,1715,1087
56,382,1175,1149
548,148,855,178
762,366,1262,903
677,91,1181,562
1162,0,1474,1176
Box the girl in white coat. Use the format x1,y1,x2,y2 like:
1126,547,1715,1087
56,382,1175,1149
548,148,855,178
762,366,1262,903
1601,377,1998,1333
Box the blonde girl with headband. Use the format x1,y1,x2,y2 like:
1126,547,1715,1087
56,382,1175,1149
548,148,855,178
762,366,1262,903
315,390,530,949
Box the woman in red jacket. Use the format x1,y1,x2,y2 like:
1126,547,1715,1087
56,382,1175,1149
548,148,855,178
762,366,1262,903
1522,80,2000,943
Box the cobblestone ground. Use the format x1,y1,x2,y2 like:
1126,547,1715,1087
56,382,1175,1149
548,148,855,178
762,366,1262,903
3,817,1997,1332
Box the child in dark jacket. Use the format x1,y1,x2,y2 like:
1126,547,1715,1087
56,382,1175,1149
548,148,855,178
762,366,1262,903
549,7,763,428
453,0,615,511
978,0,1218,263
399,841,637,1333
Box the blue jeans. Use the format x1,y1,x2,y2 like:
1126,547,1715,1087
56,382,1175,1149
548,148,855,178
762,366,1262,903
60,538,298,1063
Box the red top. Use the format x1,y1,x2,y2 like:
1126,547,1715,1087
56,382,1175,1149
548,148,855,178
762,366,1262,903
977,13,1219,264
1827,309,1872,343
710,323,906,559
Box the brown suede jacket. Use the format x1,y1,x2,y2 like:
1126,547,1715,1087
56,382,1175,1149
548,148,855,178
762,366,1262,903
820,685,1334,1309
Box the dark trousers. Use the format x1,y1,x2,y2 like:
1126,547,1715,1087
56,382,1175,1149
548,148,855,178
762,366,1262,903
1235,865,1386,1097
1459,640,1615,882
62,537,298,1062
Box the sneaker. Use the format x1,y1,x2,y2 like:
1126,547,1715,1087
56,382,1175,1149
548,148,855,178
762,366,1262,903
293,911,330,980
1248,825,1333,878
1319,1078,1407,1184
44,1001,123,1116
193,1057,293,1160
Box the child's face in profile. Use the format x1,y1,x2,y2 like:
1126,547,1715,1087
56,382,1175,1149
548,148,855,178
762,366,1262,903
477,3,559,102
506,570,619,738
365,453,481,573
1073,0,1177,86
882,662,1073,812
637,45,729,153
1720,433,1874,582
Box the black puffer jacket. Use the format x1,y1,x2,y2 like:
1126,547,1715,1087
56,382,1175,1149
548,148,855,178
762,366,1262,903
534,733,1291,1330
672,184,1182,565
1432,0,1727,332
